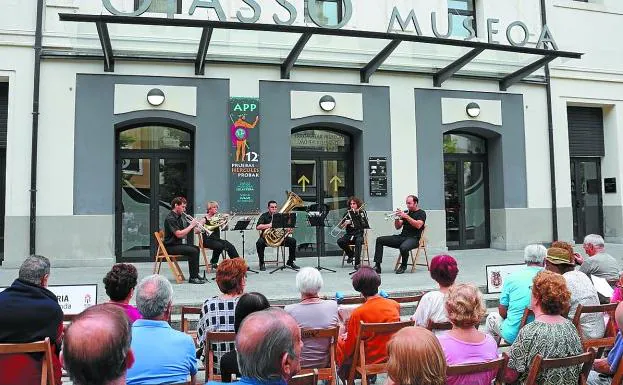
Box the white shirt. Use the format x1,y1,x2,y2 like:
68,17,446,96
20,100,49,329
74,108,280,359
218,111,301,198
411,290,448,327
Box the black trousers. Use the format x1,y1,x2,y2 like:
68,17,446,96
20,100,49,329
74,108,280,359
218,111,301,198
256,236,296,264
165,244,201,279
337,233,364,265
202,234,240,264
373,235,420,268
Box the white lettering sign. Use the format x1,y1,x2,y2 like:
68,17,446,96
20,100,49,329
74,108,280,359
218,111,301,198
0,284,98,315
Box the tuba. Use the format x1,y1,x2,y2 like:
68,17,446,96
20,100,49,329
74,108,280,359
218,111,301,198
263,191,304,247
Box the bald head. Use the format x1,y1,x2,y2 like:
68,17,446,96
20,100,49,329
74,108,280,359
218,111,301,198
62,304,133,385
236,308,302,382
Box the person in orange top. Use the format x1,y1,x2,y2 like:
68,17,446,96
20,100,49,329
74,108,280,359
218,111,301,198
337,266,400,382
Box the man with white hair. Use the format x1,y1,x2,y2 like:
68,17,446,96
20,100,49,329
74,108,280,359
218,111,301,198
485,244,546,344
284,267,338,369
126,275,197,385
576,234,619,281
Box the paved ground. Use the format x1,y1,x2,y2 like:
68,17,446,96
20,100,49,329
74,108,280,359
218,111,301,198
4,243,623,306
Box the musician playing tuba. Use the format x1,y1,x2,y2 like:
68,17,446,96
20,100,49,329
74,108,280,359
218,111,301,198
337,196,367,270
200,201,240,269
255,200,300,271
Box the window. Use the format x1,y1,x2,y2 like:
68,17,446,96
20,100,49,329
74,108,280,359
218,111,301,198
134,0,182,14
304,0,343,26
448,0,476,38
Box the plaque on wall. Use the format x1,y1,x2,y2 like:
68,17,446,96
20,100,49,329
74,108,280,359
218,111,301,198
369,157,387,197
605,177,617,194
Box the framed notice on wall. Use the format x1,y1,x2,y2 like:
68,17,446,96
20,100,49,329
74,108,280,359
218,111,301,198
485,263,524,294
369,157,388,197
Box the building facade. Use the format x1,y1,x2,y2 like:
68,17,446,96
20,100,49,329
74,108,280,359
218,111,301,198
0,0,622,267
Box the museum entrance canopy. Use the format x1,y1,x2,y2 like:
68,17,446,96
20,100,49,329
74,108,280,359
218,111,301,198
58,13,582,91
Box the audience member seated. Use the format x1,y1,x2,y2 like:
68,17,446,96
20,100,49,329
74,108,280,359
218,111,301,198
197,258,247,374
546,243,605,339
61,304,134,385
438,283,499,385
385,327,446,385
411,254,458,328
486,244,546,344
504,270,583,385
587,302,623,385
0,255,63,385
336,266,400,382
610,271,623,304
576,234,619,281
285,267,339,369
103,263,142,323
211,308,303,385
126,275,197,385
220,292,271,383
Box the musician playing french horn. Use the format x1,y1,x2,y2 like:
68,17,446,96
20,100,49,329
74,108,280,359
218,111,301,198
200,201,240,269
255,200,299,271
337,196,366,270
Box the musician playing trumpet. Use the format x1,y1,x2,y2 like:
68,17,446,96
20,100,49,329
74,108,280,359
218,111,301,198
200,201,240,269
337,196,366,270
373,195,426,275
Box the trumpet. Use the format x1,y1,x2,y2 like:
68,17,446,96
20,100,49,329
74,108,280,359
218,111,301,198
384,209,408,220
183,212,210,234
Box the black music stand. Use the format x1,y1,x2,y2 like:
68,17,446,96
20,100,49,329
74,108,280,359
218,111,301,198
347,211,371,275
269,213,299,274
308,210,336,273
234,218,259,274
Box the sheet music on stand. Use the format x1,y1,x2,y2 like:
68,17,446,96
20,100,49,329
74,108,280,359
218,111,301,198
349,211,370,230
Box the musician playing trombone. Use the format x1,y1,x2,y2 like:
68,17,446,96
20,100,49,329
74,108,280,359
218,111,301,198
200,201,240,269
163,196,207,284
373,195,426,275
337,196,366,270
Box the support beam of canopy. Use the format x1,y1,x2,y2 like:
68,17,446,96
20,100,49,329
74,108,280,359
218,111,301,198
95,21,114,72
499,55,556,91
360,40,401,83
281,33,313,79
195,27,213,75
433,48,484,87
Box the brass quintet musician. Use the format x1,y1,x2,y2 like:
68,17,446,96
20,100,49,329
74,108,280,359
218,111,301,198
337,196,366,270
200,201,240,269
255,199,300,271
163,197,207,284
373,195,426,275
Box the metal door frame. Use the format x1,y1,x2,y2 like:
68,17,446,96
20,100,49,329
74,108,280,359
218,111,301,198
571,157,604,244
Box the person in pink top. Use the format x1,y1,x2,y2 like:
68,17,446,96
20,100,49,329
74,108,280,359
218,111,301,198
103,263,142,323
437,283,499,385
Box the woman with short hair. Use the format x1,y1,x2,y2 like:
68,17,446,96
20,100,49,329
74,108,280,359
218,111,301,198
411,254,458,327
385,327,446,385
438,283,499,385
504,270,583,385
285,267,339,369
103,263,142,323
197,258,247,375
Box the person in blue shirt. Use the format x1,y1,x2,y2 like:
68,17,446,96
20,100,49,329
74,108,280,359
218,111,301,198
587,302,623,384
127,275,197,385
485,244,546,344
207,308,303,385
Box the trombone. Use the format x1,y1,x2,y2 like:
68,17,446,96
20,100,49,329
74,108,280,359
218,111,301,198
330,202,367,238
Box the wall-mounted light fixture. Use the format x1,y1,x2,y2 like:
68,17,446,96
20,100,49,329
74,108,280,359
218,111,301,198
466,102,481,118
147,88,165,106
319,95,336,112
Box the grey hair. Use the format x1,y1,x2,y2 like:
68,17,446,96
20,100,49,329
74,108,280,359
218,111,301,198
584,234,605,247
295,267,323,296
135,275,173,319
236,309,297,382
524,244,547,265
18,255,51,285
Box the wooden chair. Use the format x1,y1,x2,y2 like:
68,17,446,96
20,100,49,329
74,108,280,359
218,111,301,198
153,230,185,284
290,369,318,385
299,326,339,385
264,245,287,267
348,320,415,385
180,306,202,342
446,352,509,385
204,331,237,381
0,337,55,385
572,303,618,355
497,307,534,347
341,230,371,267
393,226,430,273
197,234,214,273
524,349,595,385
426,319,453,332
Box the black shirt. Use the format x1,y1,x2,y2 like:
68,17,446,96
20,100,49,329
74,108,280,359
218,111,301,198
164,210,185,246
256,212,272,227
400,209,426,238
342,211,365,237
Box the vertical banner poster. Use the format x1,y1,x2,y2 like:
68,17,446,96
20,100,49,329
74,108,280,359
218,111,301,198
229,97,261,213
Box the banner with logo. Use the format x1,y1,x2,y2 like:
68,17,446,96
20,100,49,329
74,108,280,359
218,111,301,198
0,284,98,315
229,97,261,213
485,264,524,293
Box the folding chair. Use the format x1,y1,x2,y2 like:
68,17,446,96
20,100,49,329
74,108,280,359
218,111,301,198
497,307,534,347
572,303,618,357
348,320,415,385
264,245,286,267
341,230,371,267
394,226,430,273
299,326,339,385
290,369,318,385
197,234,213,273
0,337,55,385
153,230,185,284
181,306,204,371
426,319,453,332
524,349,595,385
204,331,237,381
446,352,509,385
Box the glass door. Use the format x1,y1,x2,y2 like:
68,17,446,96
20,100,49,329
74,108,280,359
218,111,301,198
571,158,603,243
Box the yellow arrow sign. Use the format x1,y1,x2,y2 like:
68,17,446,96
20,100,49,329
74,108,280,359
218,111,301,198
298,175,310,192
330,175,342,192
